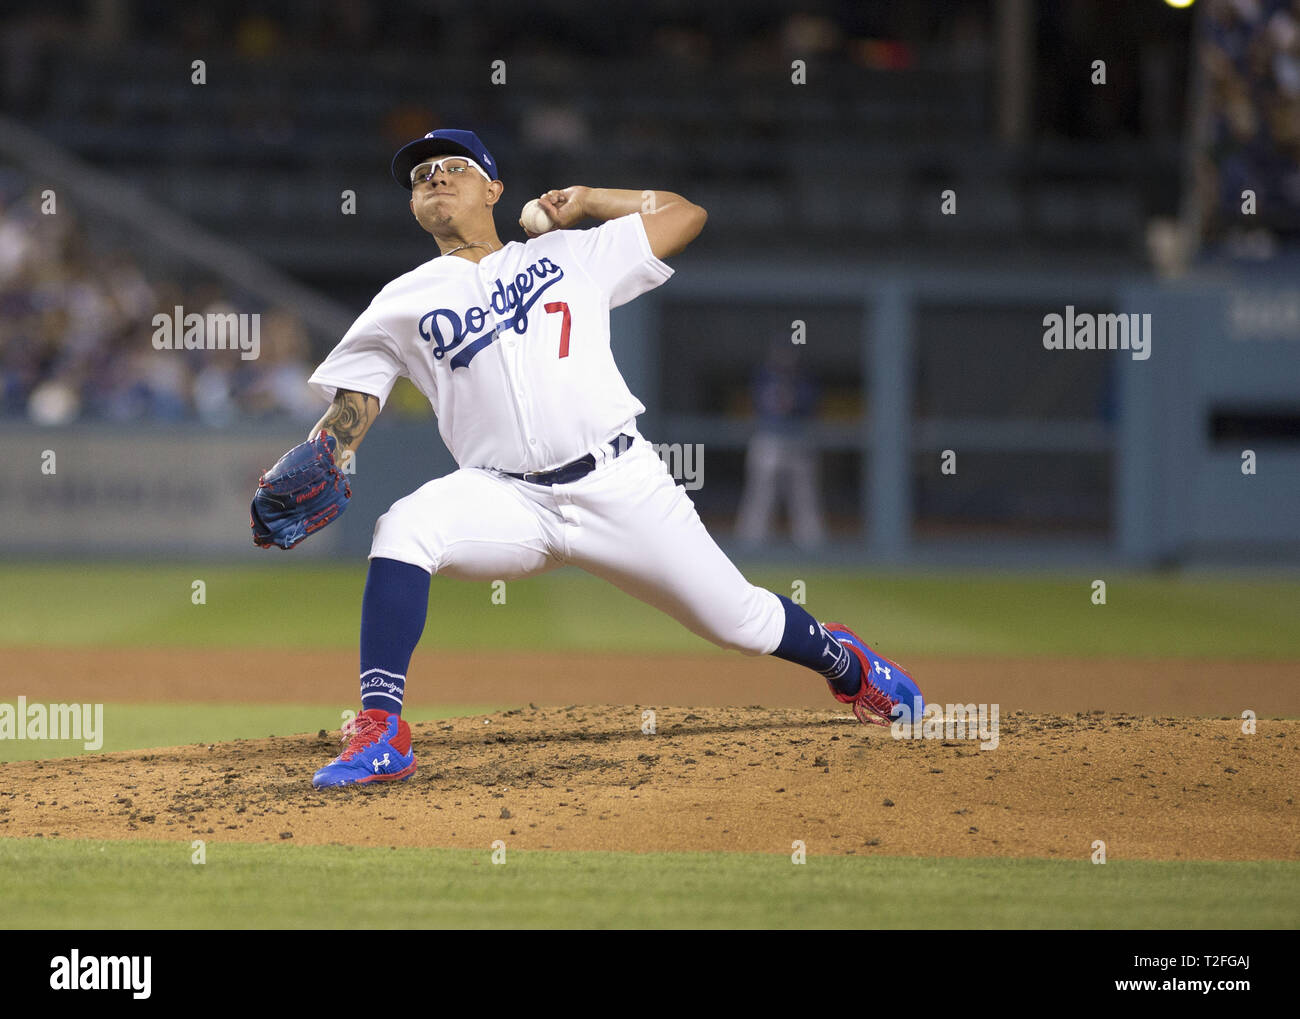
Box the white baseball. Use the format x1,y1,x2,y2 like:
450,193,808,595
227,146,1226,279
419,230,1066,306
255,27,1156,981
520,198,555,235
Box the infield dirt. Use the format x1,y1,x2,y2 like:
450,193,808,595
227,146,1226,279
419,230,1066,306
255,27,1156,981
11,646,1300,716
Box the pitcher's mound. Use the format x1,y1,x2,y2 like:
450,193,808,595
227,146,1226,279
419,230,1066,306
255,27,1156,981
1,706,1294,860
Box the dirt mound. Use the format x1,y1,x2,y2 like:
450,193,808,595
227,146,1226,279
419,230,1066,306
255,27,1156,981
1,706,1294,860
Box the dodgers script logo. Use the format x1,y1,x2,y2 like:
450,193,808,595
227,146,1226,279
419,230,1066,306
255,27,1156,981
419,257,564,369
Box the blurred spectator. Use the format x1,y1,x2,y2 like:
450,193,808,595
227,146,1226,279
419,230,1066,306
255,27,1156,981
1200,0,1300,247
240,306,320,420
0,169,321,426
735,342,826,550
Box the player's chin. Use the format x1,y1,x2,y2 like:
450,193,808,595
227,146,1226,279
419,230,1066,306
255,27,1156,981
418,212,452,231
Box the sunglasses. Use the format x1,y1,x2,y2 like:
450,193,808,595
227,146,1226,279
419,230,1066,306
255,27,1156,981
410,156,492,186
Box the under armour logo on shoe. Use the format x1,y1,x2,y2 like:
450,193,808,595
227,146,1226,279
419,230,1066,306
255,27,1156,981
372,752,391,772
874,662,892,681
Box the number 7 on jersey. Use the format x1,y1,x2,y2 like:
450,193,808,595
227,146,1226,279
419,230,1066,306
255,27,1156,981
545,301,571,358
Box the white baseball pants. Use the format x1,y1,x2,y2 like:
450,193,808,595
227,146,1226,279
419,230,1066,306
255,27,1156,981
369,433,786,655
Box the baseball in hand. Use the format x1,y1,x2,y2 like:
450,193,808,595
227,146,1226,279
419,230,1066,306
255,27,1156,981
520,198,555,235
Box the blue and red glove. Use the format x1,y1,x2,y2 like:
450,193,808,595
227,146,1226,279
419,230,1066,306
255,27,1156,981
250,431,351,550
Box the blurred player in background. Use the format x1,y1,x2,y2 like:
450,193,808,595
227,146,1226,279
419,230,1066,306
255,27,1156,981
736,341,827,550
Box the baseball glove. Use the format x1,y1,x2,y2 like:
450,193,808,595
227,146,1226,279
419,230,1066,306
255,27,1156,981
250,431,351,550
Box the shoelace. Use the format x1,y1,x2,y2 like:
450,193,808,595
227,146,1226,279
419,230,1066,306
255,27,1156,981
854,673,900,725
338,713,388,761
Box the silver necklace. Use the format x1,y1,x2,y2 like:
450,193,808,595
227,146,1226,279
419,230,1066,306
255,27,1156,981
443,241,497,258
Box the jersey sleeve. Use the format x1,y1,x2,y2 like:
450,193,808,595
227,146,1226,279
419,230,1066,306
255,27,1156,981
561,212,674,308
307,310,405,411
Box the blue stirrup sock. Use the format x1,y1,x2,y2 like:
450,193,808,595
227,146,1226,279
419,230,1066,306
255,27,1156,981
358,557,431,716
770,594,863,697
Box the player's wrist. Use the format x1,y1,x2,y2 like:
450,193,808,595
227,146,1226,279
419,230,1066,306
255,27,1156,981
567,185,593,221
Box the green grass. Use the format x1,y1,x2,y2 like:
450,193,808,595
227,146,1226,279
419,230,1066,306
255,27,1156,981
0,839,1294,928
3,564,1300,659
0,703,503,762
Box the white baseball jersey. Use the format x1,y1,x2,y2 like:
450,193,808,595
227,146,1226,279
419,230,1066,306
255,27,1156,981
308,212,672,473
309,207,786,660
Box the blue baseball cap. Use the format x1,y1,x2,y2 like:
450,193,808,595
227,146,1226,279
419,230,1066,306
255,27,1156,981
391,129,499,189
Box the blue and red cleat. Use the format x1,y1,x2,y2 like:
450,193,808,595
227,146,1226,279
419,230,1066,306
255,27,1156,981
312,708,417,788
823,623,925,726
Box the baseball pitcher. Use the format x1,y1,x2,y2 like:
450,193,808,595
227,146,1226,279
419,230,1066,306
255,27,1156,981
248,129,925,787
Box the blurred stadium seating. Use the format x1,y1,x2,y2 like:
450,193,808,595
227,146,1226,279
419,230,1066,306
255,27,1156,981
2,0,1297,565
5,0,1188,301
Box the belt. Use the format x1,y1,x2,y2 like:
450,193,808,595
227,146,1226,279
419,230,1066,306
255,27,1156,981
502,434,635,486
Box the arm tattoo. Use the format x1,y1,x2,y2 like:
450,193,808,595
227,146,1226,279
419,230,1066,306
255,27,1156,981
319,390,377,450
